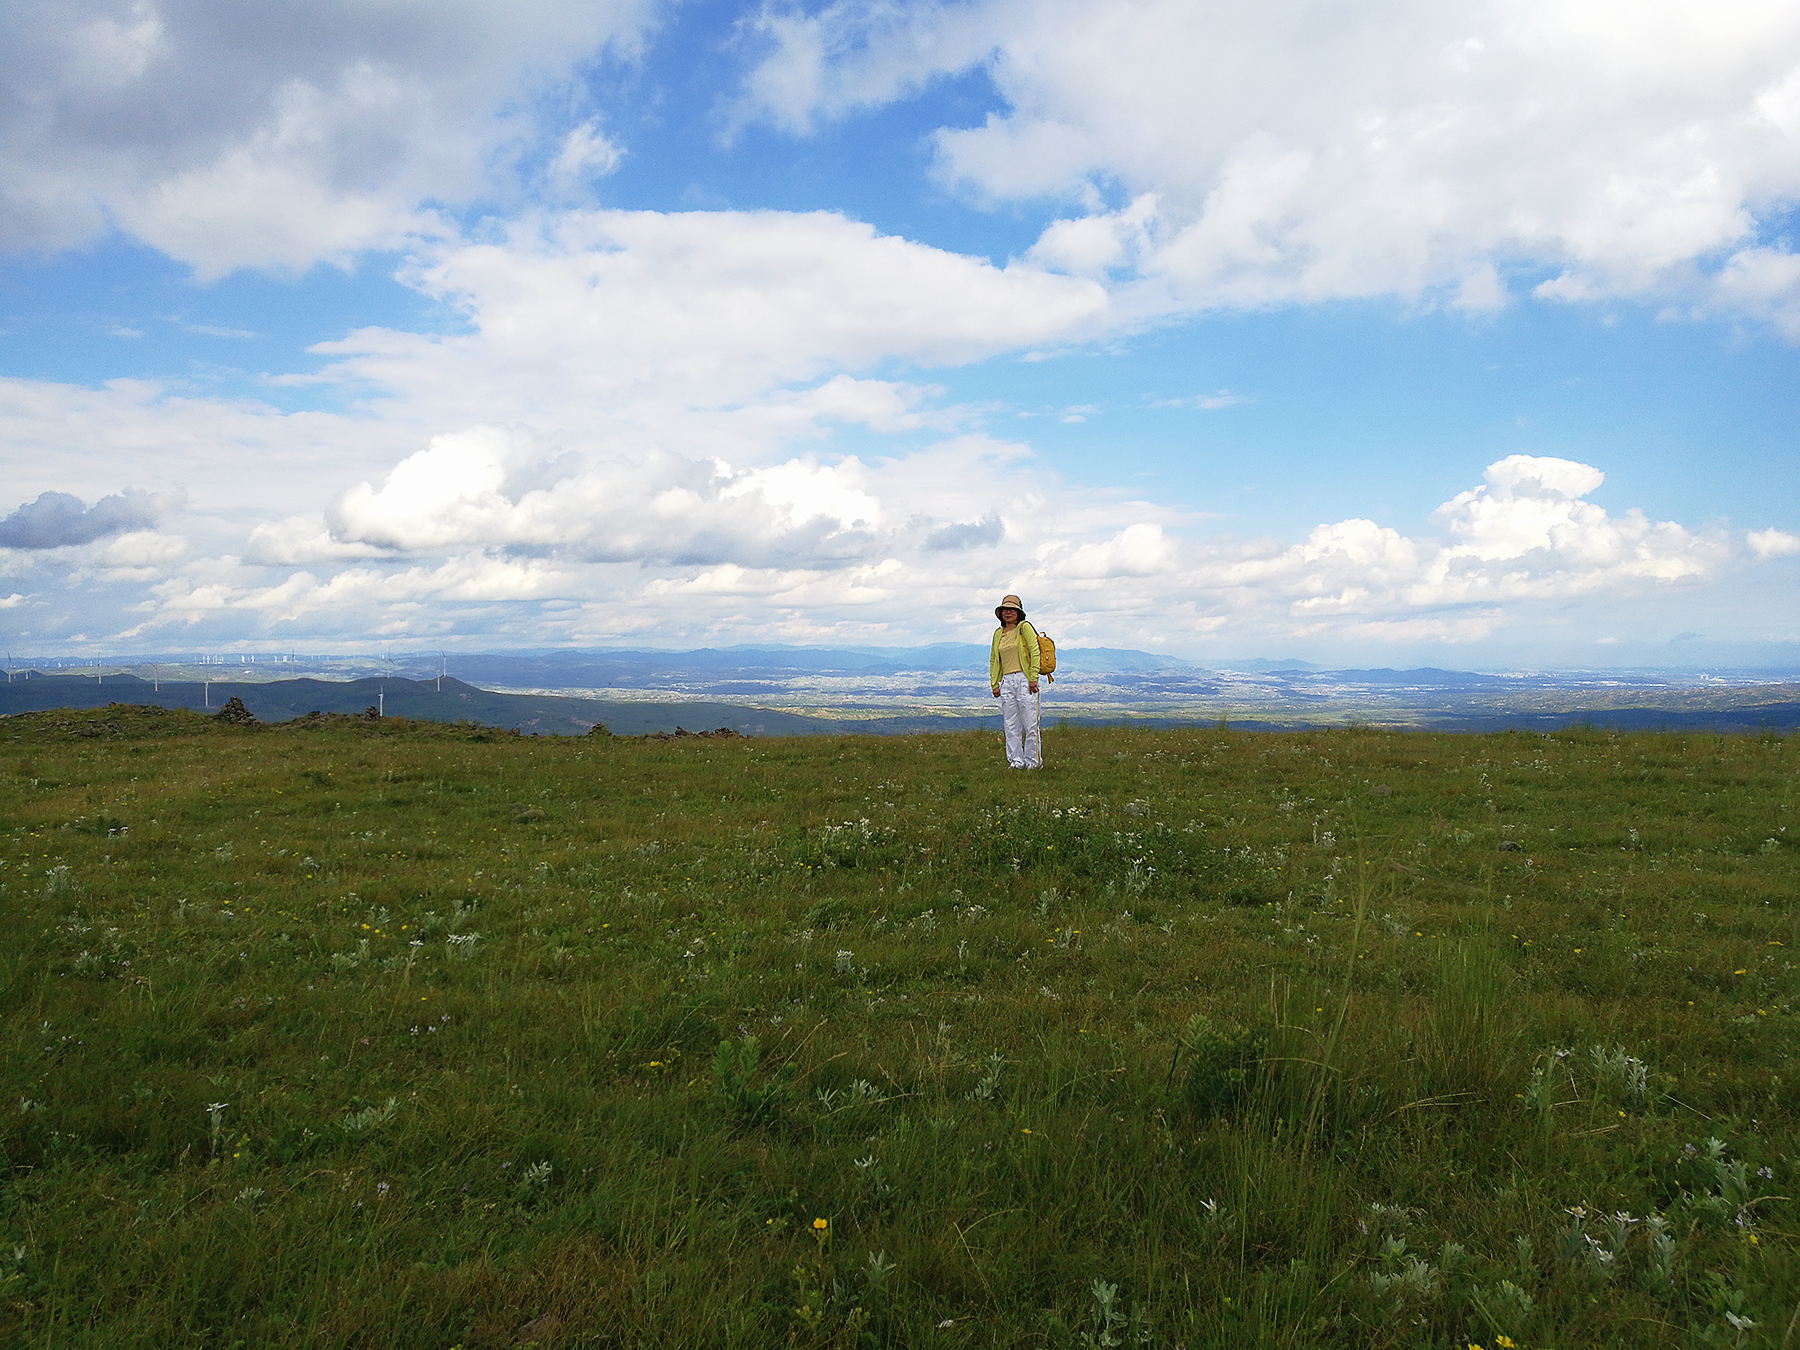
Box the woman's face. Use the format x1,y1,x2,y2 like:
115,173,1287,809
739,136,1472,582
1000,607,1019,626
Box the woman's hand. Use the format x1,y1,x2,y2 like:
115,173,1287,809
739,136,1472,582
1027,681,1038,694
992,685,1001,697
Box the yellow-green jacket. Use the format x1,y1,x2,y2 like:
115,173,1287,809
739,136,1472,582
989,622,1041,689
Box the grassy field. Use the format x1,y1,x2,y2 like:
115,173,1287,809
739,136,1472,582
1,705,1794,1348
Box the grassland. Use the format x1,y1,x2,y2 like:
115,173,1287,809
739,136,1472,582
1,705,1795,1348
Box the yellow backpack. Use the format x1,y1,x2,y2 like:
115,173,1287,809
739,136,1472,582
1031,625,1056,682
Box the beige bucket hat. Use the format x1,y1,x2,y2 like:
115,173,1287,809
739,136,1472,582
994,593,1027,620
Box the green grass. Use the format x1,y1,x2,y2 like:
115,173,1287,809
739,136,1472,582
1,704,1795,1348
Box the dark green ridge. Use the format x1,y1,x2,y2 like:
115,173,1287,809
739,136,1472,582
4,671,1799,735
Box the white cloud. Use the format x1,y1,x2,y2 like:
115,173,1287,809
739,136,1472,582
547,119,625,193
1170,455,1728,627
1748,526,1800,558
1707,245,1800,337
309,209,1109,426
1416,456,1729,599
313,417,1071,578
322,426,895,567
742,0,1800,326
0,374,410,524
0,0,658,275
1054,522,1176,578
1432,454,1608,562
771,374,954,433
243,518,402,566
1155,391,1246,411
100,530,187,568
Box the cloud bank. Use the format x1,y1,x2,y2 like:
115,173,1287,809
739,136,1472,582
743,0,1800,326
0,0,656,275
129,420,1757,658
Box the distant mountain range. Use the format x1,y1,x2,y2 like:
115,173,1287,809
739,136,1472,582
0,674,867,737
3,656,1798,736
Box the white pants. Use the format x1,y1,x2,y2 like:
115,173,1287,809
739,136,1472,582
998,671,1041,768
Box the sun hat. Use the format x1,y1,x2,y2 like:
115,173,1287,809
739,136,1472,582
994,593,1027,620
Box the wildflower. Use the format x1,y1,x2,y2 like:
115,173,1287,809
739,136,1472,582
813,1218,828,1231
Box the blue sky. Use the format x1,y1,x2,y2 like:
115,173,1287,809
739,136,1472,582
2,0,1798,668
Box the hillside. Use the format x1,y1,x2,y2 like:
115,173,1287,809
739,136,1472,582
1,709,1794,1347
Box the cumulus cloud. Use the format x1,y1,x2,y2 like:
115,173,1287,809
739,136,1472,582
1747,526,1800,558
1138,455,1731,631
0,488,169,548
321,427,881,567
1411,455,1729,602
318,424,1043,573
0,0,657,275
309,209,1109,427
124,421,1764,661
741,0,1800,325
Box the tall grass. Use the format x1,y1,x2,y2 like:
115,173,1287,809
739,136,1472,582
0,706,1794,1346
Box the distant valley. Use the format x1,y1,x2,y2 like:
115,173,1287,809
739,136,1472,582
5,645,1799,735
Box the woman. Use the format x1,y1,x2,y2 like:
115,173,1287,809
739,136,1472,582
988,593,1041,769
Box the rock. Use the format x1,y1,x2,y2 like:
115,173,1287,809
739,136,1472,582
213,696,259,726
1499,840,1524,852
